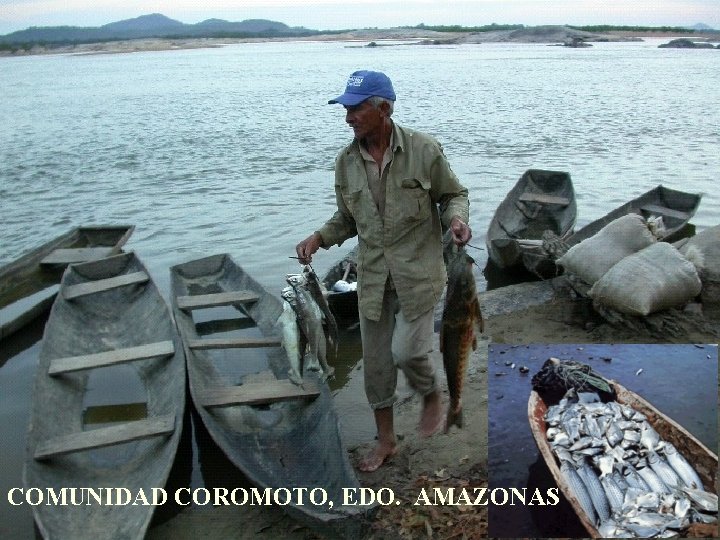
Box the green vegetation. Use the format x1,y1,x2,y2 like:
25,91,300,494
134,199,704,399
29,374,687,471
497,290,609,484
401,23,524,33
567,25,695,33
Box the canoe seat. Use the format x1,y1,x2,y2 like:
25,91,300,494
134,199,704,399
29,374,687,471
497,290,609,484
34,414,176,460
640,204,692,221
49,341,175,375
40,247,115,266
63,271,149,300
188,337,282,350
198,380,320,407
519,192,571,206
176,291,260,311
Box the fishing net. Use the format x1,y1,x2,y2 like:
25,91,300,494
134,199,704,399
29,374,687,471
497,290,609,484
531,358,616,403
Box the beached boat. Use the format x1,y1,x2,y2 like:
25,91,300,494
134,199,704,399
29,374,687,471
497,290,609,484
321,245,359,328
170,253,374,537
566,185,702,249
486,169,576,276
528,380,718,538
24,251,185,539
0,225,134,340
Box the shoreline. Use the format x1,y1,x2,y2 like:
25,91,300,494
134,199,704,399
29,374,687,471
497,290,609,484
2,28,718,57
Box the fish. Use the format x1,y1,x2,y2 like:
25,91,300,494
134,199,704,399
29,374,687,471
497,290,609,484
647,452,684,490
576,458,612,523
301,265,339,362
277,288,303,386
682,487,718,513
640,421,660,451
561,460,599,525
600,475,625,514
286,273,335,381
440,240,483,432
664,443,704,490
636,461,671,495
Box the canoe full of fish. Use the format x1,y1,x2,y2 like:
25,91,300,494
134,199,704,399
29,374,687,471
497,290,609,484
529,373,717,538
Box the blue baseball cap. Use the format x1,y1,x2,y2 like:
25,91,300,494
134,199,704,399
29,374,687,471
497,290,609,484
328,70,396,106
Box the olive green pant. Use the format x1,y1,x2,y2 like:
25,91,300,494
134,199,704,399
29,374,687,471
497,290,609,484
360,285,437,410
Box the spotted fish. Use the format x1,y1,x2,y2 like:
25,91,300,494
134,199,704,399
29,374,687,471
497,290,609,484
440,239,483,432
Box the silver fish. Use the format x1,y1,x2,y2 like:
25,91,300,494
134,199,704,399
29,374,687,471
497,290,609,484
584,415,603,439
664,442,704,490
674,497,691,519
596,455,615,478
561,461,598,525
636,461,671,494
577,459,611,523
648,452,684,490
623,465,651,492
640,421,660,451
682,487,718,513
277,290,303,386
569,436,594,451
600,475,624,514
605,421,624,447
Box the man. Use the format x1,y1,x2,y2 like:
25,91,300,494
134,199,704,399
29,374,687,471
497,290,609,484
296,70,471,472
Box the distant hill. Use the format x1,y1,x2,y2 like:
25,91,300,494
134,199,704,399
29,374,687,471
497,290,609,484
688,23,716,31
0,13,314,44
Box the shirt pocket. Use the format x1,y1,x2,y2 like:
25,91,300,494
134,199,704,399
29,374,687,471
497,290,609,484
342,186,370,224
398,177,432,223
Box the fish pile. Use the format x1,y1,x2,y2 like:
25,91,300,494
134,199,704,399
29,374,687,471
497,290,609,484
545,389,717,538
440,239,483,432
279,265,338,383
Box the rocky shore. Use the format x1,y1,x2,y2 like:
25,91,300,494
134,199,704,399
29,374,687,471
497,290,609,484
2,25,718,57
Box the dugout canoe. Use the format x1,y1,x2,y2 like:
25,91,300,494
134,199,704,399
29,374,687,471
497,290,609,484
321,245,359,328
486,169,576,276
566,185,702,249
170,253,374,537
528,381,718,538
0,225,134,340
24,251,185,539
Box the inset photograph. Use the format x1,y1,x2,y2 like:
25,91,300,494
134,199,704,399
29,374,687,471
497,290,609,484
488,343,718,538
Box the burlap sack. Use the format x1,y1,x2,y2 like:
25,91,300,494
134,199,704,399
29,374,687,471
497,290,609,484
679,224,720,305
588,242,702,316
557,213,656,285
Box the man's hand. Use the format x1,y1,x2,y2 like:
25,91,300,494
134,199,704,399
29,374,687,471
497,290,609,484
296,232,322,264
449,217,472,246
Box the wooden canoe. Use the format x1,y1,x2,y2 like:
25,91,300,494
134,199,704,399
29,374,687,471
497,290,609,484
24,251,185,539
486,169,577,276
528,381,718,538
0,225,135,340
566,185,702,249
321,245,359,328
170,254,374,537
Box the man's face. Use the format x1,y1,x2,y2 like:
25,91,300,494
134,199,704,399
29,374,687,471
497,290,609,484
344,100,385,140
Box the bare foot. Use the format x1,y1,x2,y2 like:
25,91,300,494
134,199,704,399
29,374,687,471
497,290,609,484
419,391,444,438
358,443,397,472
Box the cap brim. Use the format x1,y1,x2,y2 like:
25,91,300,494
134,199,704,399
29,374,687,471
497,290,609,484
328,93,370,106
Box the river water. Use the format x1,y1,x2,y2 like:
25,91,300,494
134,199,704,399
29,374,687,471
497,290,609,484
1,38,718,538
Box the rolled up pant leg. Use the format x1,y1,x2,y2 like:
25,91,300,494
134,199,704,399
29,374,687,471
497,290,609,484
360,287,436,410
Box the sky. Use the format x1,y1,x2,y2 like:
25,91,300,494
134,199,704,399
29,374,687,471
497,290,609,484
1,0,718,35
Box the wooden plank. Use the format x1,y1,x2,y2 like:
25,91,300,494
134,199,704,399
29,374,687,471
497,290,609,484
176,291,260,311
63,271,149,300
34,414,176,460
49,340,174,375
199,380,320,407
188,336,282,350
40,247,114,266
641,203,692,221
519,192,571,205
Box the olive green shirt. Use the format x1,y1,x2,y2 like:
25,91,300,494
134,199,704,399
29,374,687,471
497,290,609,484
317,122,470,321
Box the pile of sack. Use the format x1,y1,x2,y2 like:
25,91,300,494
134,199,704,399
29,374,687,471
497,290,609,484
557,214,718,316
